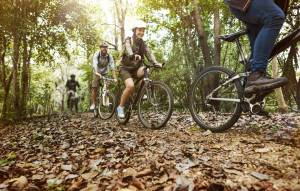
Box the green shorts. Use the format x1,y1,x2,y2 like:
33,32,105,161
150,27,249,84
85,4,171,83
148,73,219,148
120,68,139,81
92,73,106,88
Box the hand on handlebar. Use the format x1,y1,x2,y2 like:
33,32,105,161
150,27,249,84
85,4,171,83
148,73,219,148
95,72,102,78
133,54,142,61
154,63,163,68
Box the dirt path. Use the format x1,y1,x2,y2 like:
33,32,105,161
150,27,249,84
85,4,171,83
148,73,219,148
0,112,299,190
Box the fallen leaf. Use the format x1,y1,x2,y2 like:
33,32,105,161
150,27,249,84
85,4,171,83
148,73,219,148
82,171,99,181
250,172,269,180
10,176,28,190
61,164,73,171
255,148,271,153
136,168,152,178
81,183,99,191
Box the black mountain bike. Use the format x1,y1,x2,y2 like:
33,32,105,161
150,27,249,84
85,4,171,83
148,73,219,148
93,76,116,120
115,63,174,129
68,90,79,113
188,28,300,132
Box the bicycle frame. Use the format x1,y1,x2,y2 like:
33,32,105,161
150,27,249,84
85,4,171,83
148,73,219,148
206,27,300,104
125,64,160,110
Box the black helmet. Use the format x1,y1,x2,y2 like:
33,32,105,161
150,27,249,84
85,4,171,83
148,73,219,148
70,74,75,78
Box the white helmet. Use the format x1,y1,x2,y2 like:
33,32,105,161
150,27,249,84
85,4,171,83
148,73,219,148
132,20,147,31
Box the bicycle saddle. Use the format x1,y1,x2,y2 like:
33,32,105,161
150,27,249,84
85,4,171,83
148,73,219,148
219,30,248,42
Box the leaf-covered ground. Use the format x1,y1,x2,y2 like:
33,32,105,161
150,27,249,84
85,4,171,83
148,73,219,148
0,112,299,191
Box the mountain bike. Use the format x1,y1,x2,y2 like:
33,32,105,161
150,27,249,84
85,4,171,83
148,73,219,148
67,90,79,113
93,76,116,120
115,63,174,129
188,27,300,132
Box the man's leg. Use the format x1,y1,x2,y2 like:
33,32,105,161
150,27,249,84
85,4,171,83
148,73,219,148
67,95,70,108
250,0,285,72
229,0,287,94
90,74,100,110
91,88,98,105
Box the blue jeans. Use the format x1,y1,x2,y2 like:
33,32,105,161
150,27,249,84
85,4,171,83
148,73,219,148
230,0,285,72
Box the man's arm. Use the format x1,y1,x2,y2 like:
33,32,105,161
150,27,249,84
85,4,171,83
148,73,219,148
65,81,69,91
92,52,99,73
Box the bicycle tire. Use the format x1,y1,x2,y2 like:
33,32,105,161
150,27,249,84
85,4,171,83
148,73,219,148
138,81,174,129
98,92,116,120
188,66,243,132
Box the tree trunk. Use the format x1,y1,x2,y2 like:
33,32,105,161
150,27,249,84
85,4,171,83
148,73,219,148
12,32,21,119
20,34,30,117
296,78,300,110
1,73,13,119
113,9,119,51
115,0,127,43
192,0,212,68
213,7,221,66
282,45,298,105
271,57,288,113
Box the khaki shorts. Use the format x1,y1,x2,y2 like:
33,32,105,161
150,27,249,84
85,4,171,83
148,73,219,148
92,74,106,88
120,68,139,81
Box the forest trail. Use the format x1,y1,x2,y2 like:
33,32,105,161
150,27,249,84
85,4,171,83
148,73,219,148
0,112,299,190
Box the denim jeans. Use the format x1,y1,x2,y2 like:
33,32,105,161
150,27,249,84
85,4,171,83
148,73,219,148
229,0,285,72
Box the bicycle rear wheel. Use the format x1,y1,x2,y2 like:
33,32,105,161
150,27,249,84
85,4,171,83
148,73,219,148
97,92,116,120
188,66,243,132
138,81,174,129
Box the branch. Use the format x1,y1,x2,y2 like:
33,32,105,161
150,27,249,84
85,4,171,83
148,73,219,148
99,38,118,50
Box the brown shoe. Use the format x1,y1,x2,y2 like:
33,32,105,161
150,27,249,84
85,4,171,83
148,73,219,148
245,71,288,95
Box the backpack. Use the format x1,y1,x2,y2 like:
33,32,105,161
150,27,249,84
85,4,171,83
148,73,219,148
97,52,110,67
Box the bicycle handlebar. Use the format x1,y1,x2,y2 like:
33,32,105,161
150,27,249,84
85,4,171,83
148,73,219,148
101,77,115,81
143,61,166,69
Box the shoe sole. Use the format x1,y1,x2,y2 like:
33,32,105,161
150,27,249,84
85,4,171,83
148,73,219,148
245,80,288,95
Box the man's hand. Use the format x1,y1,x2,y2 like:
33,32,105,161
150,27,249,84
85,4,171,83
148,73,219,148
134,54,142,61
154,63,163,68
95,72,102,78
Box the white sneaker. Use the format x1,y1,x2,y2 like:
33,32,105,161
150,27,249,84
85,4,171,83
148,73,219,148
143,94,148,100
90,104,95,110
117,106,125,118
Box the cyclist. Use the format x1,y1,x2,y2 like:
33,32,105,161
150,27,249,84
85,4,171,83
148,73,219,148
116,20,163,118
90,42,117,111
224,0,289,96
66,74,80,109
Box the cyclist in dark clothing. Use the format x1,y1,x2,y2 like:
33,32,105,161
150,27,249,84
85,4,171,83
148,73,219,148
66,74,80,108
224,0,289,95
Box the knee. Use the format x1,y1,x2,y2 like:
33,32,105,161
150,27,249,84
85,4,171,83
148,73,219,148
265,10,285,28
126,83,135,92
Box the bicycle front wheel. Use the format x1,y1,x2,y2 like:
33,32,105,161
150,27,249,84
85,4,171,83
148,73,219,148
98,92,116,120
188,66,243,132
138,81,174,129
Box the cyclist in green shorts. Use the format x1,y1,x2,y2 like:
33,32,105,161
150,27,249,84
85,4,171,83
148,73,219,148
116,20,163,118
